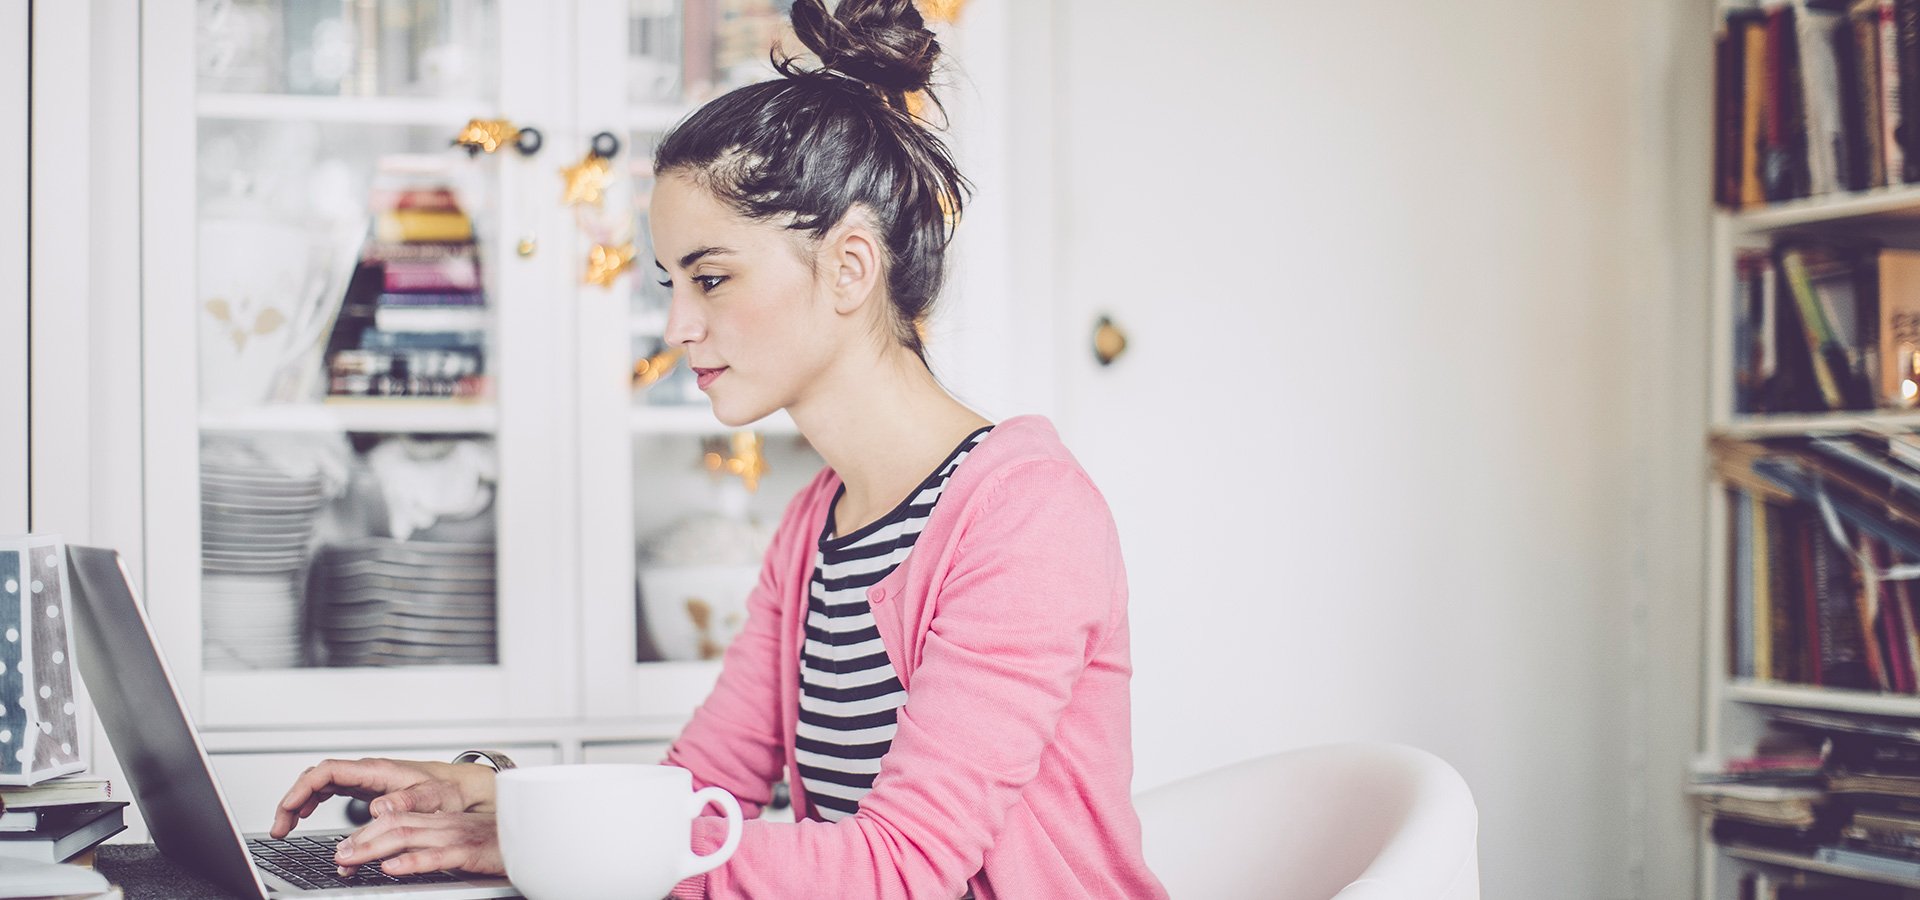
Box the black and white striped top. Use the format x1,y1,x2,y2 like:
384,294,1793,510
797,425,994,822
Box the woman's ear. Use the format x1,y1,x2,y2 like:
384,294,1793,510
825,210,883,316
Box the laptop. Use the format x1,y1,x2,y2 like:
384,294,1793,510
65,544,519,899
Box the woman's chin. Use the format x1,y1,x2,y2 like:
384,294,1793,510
709,398,771,429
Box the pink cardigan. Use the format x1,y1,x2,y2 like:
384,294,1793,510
665,414,1167,899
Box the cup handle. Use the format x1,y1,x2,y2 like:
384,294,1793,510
679,785,744,881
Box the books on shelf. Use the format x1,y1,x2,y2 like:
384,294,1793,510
323,173,490,401
1715,0,1920,209
1733,238,1899,415
1708,431,1920,690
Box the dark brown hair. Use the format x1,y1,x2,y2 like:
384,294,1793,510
654,0,970,362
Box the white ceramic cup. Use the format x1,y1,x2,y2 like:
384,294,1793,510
495,764,743,900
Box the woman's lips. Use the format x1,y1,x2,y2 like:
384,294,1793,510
693,367,728,390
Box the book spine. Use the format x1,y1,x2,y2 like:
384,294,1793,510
1743,487,1758,675
1901,0,1920,179
1804,516,1825,686
1720,22,1737,206
1757,496,1775,680
374,292,486,307
1781,246,1849,407
1749,17,1774,204
1886,0,1908,180
1767,7,1793,199
1838,7,1871,190
372,307,491,333
1818,523,1875,688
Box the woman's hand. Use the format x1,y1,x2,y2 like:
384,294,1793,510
331,810,504,878
270,757,498,840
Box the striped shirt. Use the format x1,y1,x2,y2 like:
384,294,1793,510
797,425,994,822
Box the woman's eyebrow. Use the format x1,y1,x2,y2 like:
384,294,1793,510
657,246,734,271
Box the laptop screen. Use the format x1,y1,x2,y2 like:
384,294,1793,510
66,545,267,900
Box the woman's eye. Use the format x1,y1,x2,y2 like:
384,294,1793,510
655,278,672,288
694,275,727,292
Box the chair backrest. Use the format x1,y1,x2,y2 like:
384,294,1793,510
1133,741,1479,900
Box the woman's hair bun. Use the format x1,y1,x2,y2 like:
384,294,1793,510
789,0,939,97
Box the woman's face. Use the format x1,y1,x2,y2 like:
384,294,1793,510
650,172,843,427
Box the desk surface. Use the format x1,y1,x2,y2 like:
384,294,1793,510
97,844,248,900
94,845,526,900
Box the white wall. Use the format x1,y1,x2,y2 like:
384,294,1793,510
1030,1,1688,896
2,0,28,533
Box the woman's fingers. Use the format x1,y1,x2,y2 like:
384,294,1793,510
370,779,465,817
333,811,502,876
270,758,418,839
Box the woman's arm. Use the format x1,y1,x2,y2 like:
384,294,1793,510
674,459,1123,899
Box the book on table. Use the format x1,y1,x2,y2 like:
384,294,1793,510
0,803,127,865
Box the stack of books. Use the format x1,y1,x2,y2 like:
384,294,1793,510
0,776,126,865
1714,0,1920,209
325,184,489,401
1693,708,1920,886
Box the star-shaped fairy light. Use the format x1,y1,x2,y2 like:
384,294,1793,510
585,242,637,287
560,153,612,206
919,0,966,24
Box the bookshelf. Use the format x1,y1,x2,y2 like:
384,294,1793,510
1700,3,1920,896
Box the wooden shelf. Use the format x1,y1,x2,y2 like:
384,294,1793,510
1729,185,1920,233
1713,411,1920,438
1725,843,1920,890
199,400,499,434
198,93,481,127
1725,681,1920,718
629,404,798,436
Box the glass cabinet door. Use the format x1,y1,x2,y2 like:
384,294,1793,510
144,0,574,727
574,0,826,719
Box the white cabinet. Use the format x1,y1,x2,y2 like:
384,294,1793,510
118,0,1021,824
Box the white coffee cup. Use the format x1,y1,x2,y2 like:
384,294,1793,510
495,764,743,900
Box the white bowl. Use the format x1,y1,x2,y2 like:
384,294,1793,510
637,563,759,662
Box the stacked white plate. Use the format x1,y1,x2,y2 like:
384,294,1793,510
203,573,304,669
315,538,497,667
200,449,330,669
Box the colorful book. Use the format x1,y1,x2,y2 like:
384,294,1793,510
1748,12,1774,205
1780,245,1850,408
382,257,481,293
374,209,474,244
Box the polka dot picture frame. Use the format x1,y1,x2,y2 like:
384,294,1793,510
0,535,85,785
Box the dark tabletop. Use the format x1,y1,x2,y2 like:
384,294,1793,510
97,844,250,900
94,845,528,900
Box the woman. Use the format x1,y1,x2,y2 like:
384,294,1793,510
271,2,1165,896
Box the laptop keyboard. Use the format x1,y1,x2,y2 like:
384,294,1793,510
248,834,464,892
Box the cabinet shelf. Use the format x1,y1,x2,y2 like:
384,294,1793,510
1725,681,1920,718
197,93,481,127
1728,185,1920,233
1714,411,1920,438
630,404,798,436
199,400,499,434
1724,844,1920,891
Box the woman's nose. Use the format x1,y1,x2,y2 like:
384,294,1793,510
662,292,704,345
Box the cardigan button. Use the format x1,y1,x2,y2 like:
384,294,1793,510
869,587,887,604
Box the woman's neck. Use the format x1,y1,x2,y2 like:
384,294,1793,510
787,345,992,536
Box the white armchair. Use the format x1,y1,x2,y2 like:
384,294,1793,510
1134,741,1480,899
